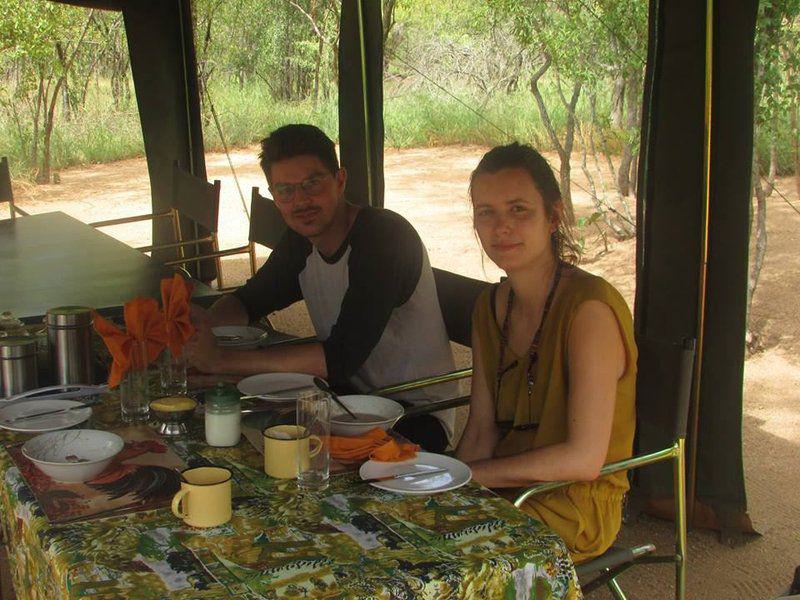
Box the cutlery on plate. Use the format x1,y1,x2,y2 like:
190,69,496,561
361,467,448,484
239,385,315,400
313,377,358,420
2,400,101,424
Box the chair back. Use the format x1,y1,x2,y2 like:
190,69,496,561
1,157,17,219
0,157,12,203
432,268,490,347
171,161,220,232
249,187,287,249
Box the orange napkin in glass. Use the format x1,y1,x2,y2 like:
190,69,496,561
93,297,168,388
330,428,419,462
160,274,195,357
93,313,135,389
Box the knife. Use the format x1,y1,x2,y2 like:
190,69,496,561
362,467,448,485
2,400,100,424
240,385,315,400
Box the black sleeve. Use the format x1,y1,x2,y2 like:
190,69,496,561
323,211,423,384
232,230,309,322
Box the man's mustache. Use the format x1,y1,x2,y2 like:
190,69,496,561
292,206,320,217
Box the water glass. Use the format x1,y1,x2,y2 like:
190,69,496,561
119,341,150,423
159,348,188,396
296,390,330,491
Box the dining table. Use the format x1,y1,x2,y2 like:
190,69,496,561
0,211,219,323
0,391,582,599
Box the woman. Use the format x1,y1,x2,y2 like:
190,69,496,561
456,143,636,563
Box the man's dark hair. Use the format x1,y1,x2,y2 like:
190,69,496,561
259,124,339,179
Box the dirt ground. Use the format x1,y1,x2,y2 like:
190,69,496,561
13,145,800,599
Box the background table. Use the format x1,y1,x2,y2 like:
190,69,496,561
0,212,219,322
0,395,581,599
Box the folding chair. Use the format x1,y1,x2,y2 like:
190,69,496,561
513,336,696,600
1,157,29,219
179,185,289,294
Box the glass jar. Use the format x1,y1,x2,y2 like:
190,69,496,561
204,383,241,447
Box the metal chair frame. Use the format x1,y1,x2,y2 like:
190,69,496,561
1,157,29,220
188,186,287,293
512,337,696,600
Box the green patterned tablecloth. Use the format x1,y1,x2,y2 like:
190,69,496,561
0,395,581,599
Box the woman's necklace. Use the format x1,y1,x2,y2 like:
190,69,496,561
496,260,564,400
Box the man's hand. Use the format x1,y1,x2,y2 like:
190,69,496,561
185,304,227,373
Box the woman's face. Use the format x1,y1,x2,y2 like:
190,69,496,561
472,167,559,273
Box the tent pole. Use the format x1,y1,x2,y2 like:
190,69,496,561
355,0,374,208
687,0,714,526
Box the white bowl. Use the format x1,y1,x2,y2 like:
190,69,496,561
330,395,404,437
22,429,124,483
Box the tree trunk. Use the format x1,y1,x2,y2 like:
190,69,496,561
766,129,777,197
35,12,93,183
31,75,44,168
747,152,768,325
529,57,577,224
616,72,641,197
793,101,800,199
610,75,625,128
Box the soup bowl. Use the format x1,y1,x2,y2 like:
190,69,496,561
22,429,124,483
329,395,404,436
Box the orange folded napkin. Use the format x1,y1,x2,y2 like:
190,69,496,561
160,274,195,357
330,428,419,462
93,297,168,388
93,313,134,388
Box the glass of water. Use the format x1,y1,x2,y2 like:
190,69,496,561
296,390,330,491
119,340,150,423
159,347,188,396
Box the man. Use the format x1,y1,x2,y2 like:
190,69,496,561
185,124,455,451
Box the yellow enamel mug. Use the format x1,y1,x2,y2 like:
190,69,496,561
171,466,232,528
263,425,322,479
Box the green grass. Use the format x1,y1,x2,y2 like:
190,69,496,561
1,76,796,180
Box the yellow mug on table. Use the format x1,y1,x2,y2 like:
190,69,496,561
263,424,322,479
171,466,232,528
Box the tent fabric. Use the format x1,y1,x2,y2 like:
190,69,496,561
338,0,385,208
635,0,757,530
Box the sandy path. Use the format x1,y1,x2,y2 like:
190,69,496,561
12,146,800,599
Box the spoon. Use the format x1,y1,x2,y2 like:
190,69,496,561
312,377,358,421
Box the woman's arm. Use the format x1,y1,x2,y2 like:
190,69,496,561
456,326,501,462
468,299,626,487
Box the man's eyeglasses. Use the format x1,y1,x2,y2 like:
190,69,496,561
269,172,332,203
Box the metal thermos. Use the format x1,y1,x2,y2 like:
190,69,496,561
46,306,95,385
1,336,38,398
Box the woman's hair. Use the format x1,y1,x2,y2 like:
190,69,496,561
469,142,581,265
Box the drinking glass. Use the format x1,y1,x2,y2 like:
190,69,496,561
159,348,188,396
296,390,330,491
119,340,150,423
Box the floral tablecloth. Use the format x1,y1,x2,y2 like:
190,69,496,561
0,395,581,599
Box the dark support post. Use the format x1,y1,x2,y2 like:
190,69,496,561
338,0,384,208
635,0,757,533
122,0,213,280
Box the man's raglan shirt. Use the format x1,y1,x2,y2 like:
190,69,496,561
232,207,456,437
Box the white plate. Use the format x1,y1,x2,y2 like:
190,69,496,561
0,399,93,433
359,452,472,495
213,326,268,348
236,372,318,401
